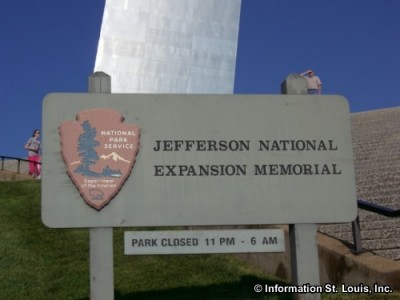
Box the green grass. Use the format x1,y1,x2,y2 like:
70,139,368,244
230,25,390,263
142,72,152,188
0,180,399,300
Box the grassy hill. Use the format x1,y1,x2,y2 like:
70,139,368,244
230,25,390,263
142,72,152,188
0,180,289,300
0,180,399,300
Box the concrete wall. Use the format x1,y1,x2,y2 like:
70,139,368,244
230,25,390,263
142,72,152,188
0,170,32,181
235,226,400,290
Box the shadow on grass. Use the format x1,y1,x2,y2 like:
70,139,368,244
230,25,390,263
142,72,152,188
79,276,291,300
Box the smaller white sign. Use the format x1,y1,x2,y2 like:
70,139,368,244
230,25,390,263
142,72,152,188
124,229,285,255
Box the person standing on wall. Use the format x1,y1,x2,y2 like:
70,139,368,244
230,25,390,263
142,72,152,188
25,129,41,179
300,69,322,94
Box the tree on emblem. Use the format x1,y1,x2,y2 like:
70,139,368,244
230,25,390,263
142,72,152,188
75,120,100,176
74,120,122,178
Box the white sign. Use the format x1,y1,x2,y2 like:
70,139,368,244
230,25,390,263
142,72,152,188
124,229,285,255
42,94,357,228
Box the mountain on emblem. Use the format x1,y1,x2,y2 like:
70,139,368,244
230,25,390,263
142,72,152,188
59,109,140,211
100,152,130,163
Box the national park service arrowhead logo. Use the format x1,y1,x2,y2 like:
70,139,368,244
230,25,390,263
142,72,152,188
59,109,140,211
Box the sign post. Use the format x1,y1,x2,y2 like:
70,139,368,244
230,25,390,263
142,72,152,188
284,74,322,300
289,224,320,300
88,72,114,300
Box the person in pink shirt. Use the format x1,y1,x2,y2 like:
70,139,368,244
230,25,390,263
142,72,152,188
25,129,41,178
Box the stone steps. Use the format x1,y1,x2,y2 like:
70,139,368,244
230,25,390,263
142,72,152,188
373,249,400,261
339,108,400,261
318,224,400,261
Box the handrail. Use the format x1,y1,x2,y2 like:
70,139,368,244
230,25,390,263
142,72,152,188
357,199,400,217
0,155,41,174
352,199,399,254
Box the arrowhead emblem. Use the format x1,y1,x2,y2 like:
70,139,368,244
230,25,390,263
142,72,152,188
59,109,140,211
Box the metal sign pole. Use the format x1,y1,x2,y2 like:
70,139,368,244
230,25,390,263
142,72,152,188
289,224,321,300
283,74,321,300
88,72,114,300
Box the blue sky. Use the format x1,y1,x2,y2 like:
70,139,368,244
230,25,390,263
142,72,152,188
1,0,399,157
